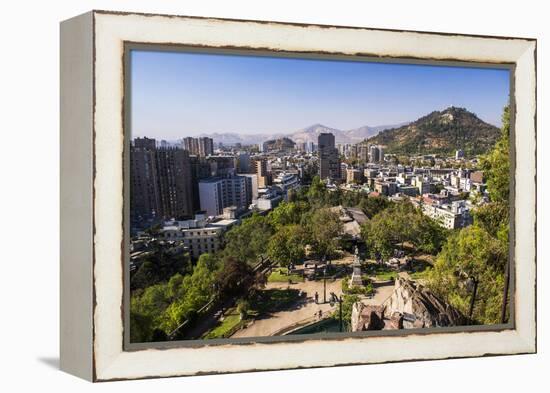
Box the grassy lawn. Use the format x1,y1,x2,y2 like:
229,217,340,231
202,309,243,339
342,276,375,296
363,263,397,281
250,288,302,314
267,268,304,283
203,288,303,339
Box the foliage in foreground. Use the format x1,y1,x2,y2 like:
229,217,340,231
427,105,511,324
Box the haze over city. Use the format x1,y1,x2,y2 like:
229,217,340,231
130,50,510,140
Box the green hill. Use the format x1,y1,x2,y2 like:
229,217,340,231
366,107,501,156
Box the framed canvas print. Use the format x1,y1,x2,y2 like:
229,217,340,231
60,10,537,381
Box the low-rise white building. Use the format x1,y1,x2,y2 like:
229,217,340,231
421,200,472,229
160,214,237,259
252,188,283,211
273,172,300,200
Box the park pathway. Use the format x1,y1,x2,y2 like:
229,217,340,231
232,279,395,338
232,279,342,338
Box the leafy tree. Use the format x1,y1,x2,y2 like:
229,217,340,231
308,208,343,259
267,224,309,267
358,195,392,219
473,202,509,238
307,175,327,206
337,294,360,332
267,201,309,229
222,213,274,264
428,225,506,324
361,201,447,259
480,105,510,204
237,299,250,320
130,283,172,342
410,211,448,255
130,247,192,291
130,253,220,342
215,257,257,299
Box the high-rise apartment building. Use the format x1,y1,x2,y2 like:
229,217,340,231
359,143,369,162
318,133,341,181
253,158,271,188
237,152,251,173
130,138,194,227
369,145,384,163
198,137,214,157
182,136,213,157
182,137,199,155
155,147,194,219
130,138,160,224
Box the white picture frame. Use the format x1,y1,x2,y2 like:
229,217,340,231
60,10,536,381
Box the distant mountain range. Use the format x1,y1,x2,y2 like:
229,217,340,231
160,107,500,156
366,107,501,156
195,121,409,146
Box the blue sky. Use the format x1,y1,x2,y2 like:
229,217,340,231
131,49,510,139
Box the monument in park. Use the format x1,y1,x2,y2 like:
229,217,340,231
349,246,363,287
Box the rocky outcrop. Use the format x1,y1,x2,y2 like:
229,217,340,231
351,304,386,331
351,278,466,332
383,278,467,328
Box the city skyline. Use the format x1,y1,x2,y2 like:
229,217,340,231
131,49,510,140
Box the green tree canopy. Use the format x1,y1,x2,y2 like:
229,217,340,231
358,195,393,219
428,225,507,324
266,224,309,267
481,105,510,204
361,201,447,259
267,201,310,229
222,213,274,264
130,253,220,342
307,208,343,259
215,256,259,299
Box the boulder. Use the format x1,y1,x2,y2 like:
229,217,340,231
383,278,467,328
351,303,386,332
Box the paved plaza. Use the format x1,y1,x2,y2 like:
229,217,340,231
232,276,395,338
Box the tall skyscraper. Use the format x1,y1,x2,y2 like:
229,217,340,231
182,137,198,155
369,145,384,163
130,138,195,226
318,133,341,181
155,147,194,219
198,137,214,156
359,143,369,162
130,138,160,224
182,136,213,157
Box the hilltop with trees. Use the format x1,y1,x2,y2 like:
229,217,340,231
366,107,501,156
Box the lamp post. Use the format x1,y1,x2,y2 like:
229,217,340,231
321,256,327,303
466,276,478,323
329,292,343,332
323,267,327,304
